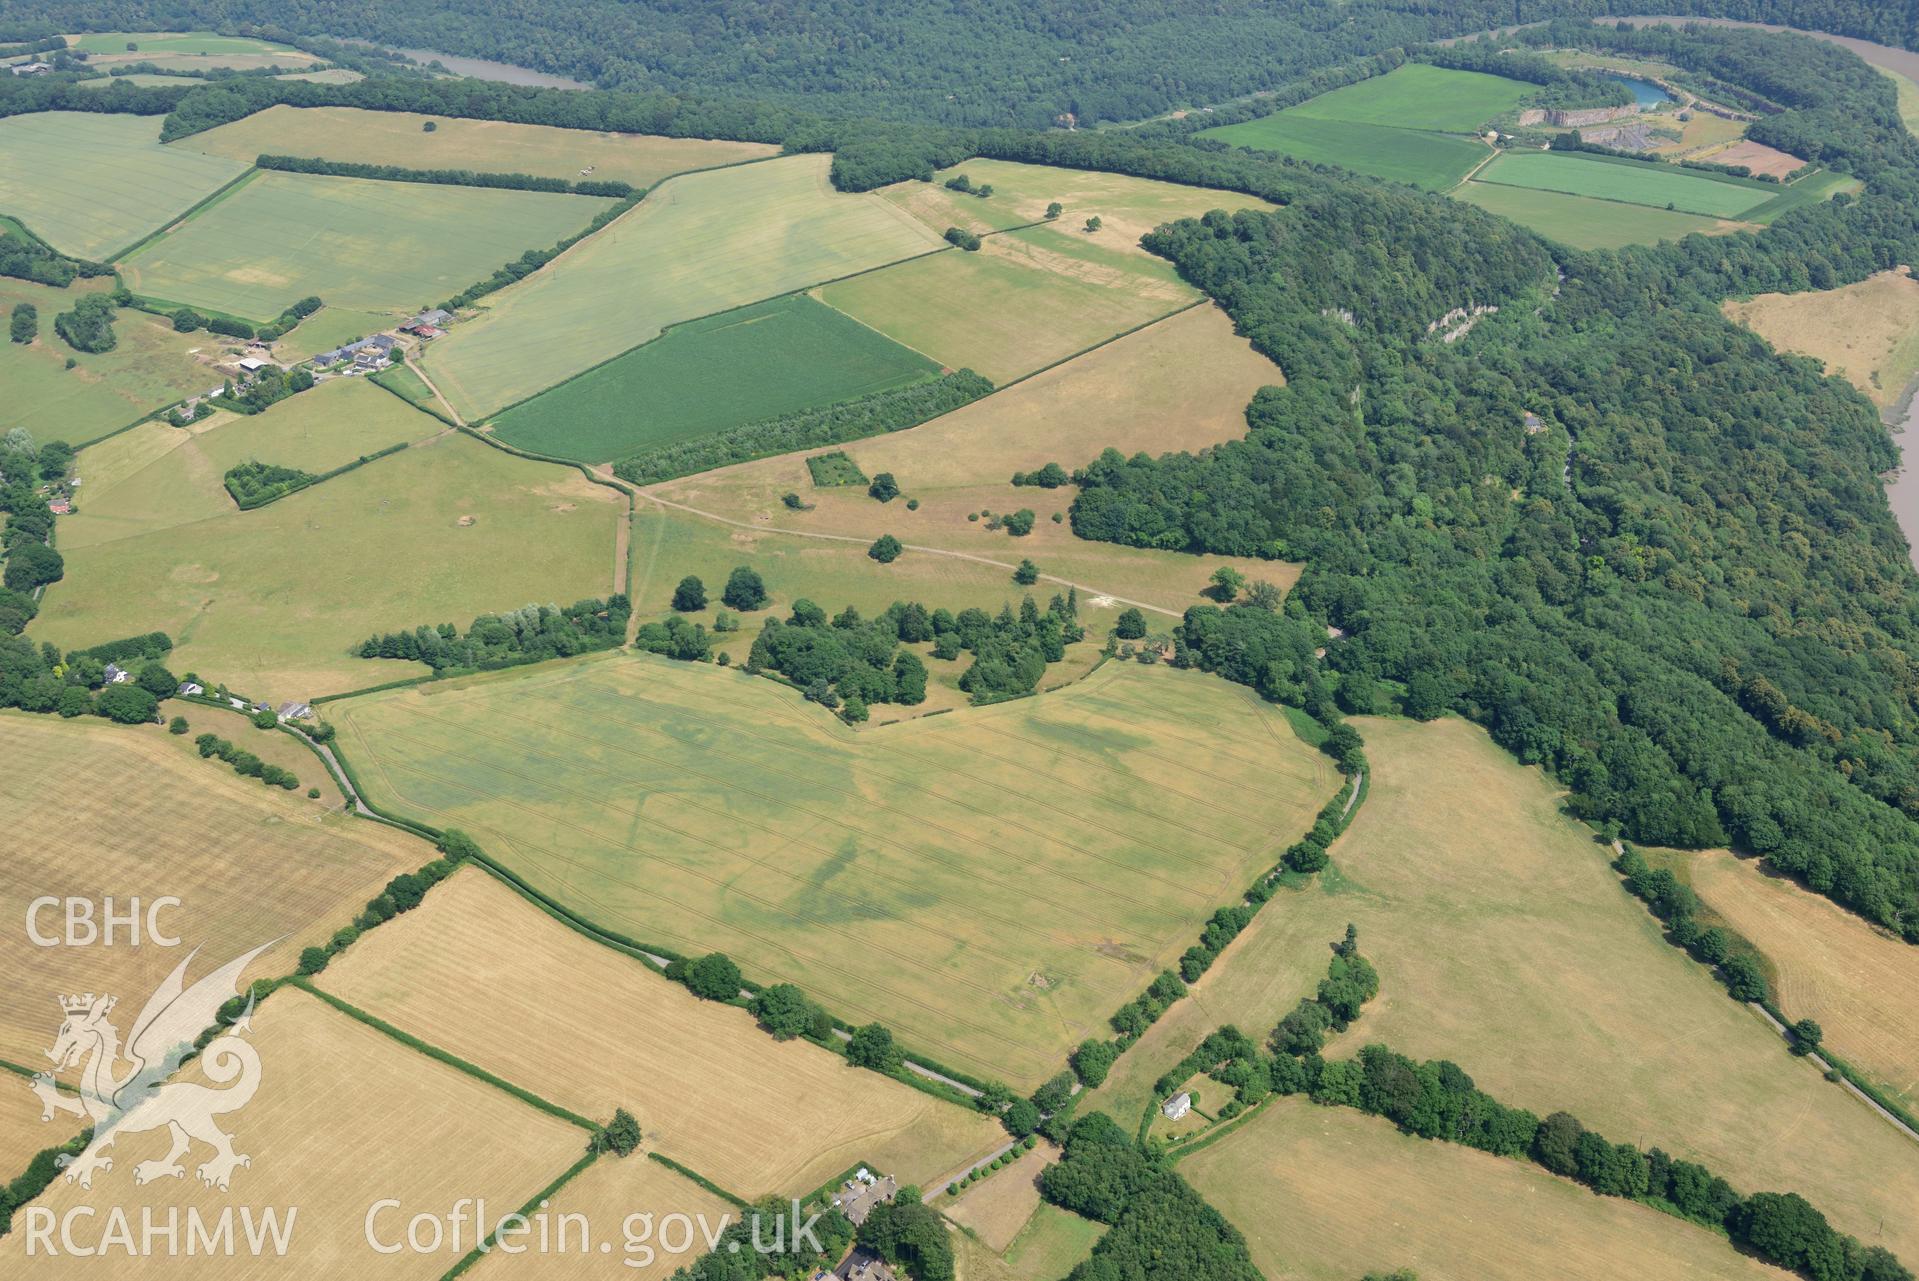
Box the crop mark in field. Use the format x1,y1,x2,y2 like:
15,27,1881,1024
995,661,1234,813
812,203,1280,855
1029,686,1321,783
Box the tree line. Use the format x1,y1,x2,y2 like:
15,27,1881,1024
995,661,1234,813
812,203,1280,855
356,597,630,672
256,152,635,197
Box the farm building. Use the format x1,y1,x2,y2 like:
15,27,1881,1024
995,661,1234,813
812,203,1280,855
47,495,69,515
178,682,204,696
405,308,452,331
831,1169,897,1226
1163,1091,1193,1120
278,701,314,721
9,61,50,75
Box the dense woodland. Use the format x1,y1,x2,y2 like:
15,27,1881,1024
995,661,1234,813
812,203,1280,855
5,1,1919,126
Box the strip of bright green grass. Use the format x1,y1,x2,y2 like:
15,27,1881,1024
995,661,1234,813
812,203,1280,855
1201,113,1488,190
1455,181,1739,249
490,293,941,462
1474,150,1773,219
1287,63,1535,133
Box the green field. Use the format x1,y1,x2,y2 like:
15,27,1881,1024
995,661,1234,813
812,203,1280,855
422,154,946,419
331,655,1335,1087
0,112,248,259
0,277,216,442
277,305,398,358
818,224,1195,383
1286,63,1537,133
74,72,205,89
35,430,621,701
182,105,778,188
1200,113,1489,190
67,31,306,55
490,294,941,461
117,170,615,321
1455,180,1739,248
1474,149,1775,218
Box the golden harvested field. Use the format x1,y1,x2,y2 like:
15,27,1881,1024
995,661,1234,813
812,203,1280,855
1683,850,1919,1110
880,158,1273,258
320,868,1004,1199
942,1143,1058,1253
0,711,422,1066
1183,1098,1785,1281
0,986,587,1279
647,306,1295,618
0,1085,82,1181
1224,716,1919,1262
425,154,944,419
1724,268,1919,408
816,225,1196,384
332,654,1333,1088
36,431,621,703
182,106,779,187
464,1152,734,1281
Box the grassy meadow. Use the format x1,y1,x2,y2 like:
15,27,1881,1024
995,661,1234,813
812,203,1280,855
943,1144,1058,1251
321,867,1004,1198
1453,180,1744,248
491,294,941,462
182,105,779,187
331,654,1334,1088
954,1204,1104,1281
0,986,587,1281
36,431,622,702
818,224,1195,383
1287,63,1536,132
1184,1098,1787,1281
879,158,1274,253
61,378,448,551
278,305,400,359
118,170,616,321
0,276,214,442
0,112,248,259
1138,715,1919,1262
1725,268,1919,408
1473,150,1776,218
69,30,309,56
1201,113,1490,190
424,154,945,419
1681,850,1919,1111
0,711,420,1066
647,306,1298,617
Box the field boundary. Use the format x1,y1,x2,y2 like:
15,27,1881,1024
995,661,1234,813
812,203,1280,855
438,1150,602,1281
106,165,262,265
646,1151,751,1209
293,978,600,1130
226,437,414,510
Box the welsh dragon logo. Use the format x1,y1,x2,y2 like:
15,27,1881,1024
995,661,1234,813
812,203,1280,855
31,941,276,1192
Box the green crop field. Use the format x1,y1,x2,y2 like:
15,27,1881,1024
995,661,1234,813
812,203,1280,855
1455,180,1741,248
1200,113,1489,190
117,170,615,321
68,31,307,55
74,72,205,89
331,655,1335,1088
182,105,779,188
1286,63,1537,133
0,277,216,443
0,112,248,259
36,431,622,702
1473,150,1775,218
490,294,941,462
422,154,946,419
818,224,1196,383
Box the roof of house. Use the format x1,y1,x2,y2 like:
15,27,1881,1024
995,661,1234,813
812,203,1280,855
277,701,313,719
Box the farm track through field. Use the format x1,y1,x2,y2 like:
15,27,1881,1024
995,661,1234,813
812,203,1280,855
643,492,1183,617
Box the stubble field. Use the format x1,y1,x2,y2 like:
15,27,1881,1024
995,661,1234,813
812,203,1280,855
330,654,1333,1087
1723,267,1919,408
320,868,1004,1198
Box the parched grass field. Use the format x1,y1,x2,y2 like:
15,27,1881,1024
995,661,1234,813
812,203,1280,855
1200,113,1490,191
648,306,1298,618
879,158,1275,255
1287,63,1537,133
817,225,1195,384
118,170,616,321
1183,1098,1786,1281
1724,268,1919,408
36,431,621,702
0,276,214,443
464,1149,733,1280
1473,149,1775,218
1682,850,1919,1111
331,654,1333,1088
1173,715,1919,1262
0,711,421,1066
0,112,248,259
491,294,941,462
943,1144,1058,1252
181,105,779,188
424,154,945,419
0,985,587,1280
321,867,1005,1198
1453,180,1746,248
954,1204,1103,1281
61,378,448,551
